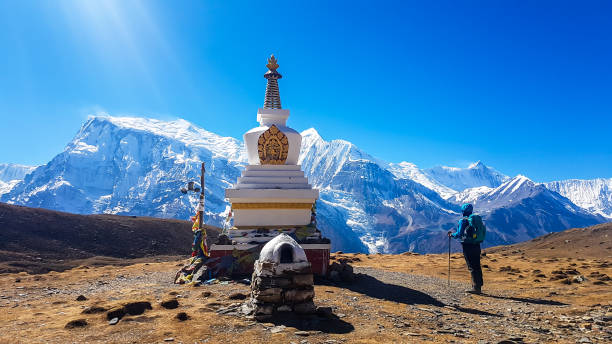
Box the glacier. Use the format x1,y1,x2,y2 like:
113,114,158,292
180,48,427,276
1,115,608,253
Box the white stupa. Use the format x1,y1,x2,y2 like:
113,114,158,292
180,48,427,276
209,56,328,277
225,55,319,227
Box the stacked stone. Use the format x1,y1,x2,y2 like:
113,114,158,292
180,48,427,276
241,233,317,319
247,260,316,316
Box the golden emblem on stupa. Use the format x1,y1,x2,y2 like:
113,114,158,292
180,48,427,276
257,124,289,165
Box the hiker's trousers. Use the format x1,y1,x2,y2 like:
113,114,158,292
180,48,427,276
462,243,483,287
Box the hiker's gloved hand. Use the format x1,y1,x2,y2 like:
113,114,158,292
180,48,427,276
447,230,453,238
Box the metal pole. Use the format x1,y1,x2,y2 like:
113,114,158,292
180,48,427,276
448,235,451,287
199,162,205,230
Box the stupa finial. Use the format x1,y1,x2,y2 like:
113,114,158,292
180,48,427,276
263,54,282,109
266,54,279,71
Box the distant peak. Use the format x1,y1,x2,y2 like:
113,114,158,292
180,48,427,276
396,161,417,168
301,128,323,140
514,174,531,181
504,174,534,188
468,160,484,169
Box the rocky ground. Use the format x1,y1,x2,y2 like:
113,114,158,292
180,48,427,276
0,245,610,344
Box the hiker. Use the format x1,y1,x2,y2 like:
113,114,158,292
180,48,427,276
448,203,486,294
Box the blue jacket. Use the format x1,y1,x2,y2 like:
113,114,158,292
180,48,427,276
451,203,473,242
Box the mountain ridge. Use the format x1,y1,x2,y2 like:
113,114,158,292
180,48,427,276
1,115,609,253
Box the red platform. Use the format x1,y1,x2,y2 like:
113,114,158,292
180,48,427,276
207,243,330,277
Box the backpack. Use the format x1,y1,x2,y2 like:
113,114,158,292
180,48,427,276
463,214,486,244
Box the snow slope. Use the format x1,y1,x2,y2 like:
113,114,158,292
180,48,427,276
424,161,510,193
545,178,612,219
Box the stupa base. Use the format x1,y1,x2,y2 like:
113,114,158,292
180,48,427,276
207,243,330,277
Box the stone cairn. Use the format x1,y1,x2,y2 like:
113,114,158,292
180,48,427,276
242,234,316,319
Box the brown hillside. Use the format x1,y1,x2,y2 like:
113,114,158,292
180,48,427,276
485,221,612,259
0,203,220,273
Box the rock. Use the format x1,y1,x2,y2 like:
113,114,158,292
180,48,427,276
258,287,282,297
201,291,212,298
270,325,286,333
337,313,346,318
330,270,341,282
284,288,314,303
402,332,423,336
572,275,587,283
76,295,87,301
577,337,592,343
228,292,247,300
294,331,311,336
65,319,88,329
175,312,190,321
436,329,454,334
108,317,119,325
255,304,274,316
161,299,179,309
14,278,20,283
217,305,241,315
254,292,282,304
292,274,314,286
252,276,272,288
163,338,174,342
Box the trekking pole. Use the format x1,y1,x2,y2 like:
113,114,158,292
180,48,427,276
448,234,451,287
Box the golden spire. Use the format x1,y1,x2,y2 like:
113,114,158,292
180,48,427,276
266,54,279,71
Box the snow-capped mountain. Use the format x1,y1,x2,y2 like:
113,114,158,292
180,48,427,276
387,161,456,198
447,185,494,205
2,116,244,224
299,129,460,253
424,161,510,193
467,175,604,244
0,163,36,195
545,178,612,219
2,115,608,254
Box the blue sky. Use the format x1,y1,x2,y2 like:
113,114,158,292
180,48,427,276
0,1,610,182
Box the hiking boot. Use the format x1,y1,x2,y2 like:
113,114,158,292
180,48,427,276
466,286,482,294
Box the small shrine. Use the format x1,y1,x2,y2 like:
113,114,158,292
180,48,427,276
242,234,316,317
208,55,330,276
